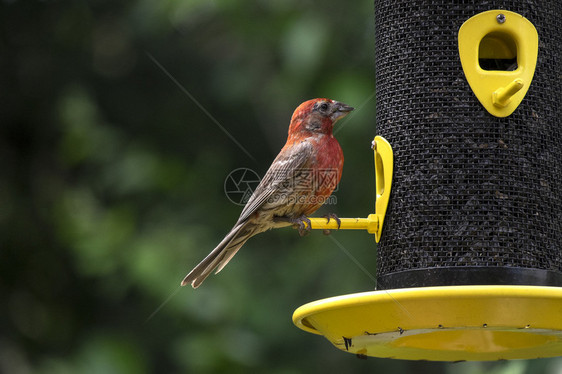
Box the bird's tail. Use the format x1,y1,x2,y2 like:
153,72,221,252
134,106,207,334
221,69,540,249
181,221,258,288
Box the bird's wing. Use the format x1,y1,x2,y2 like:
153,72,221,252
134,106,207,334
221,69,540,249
237,140,313,223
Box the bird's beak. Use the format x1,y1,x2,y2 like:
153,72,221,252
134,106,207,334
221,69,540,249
331,101,354,122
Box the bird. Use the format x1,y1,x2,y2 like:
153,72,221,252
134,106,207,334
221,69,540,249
181,98,354,288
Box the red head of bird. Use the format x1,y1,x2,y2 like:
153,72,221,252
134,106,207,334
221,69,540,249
288,98,354,139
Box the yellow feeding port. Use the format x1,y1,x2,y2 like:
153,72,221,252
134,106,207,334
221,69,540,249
458,10,538,117
293,286,562,361
479,31,518,70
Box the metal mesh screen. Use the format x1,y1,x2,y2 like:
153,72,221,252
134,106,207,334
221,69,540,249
374,1,562,287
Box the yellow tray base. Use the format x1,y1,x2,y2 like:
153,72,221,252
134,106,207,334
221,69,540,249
293,285,562,361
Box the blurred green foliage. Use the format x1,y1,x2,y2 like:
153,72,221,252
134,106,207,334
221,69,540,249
1,0,561,373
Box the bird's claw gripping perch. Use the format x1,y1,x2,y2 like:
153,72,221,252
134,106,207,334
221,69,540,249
324,213,341,229
322,213,341,235
291,215,312,237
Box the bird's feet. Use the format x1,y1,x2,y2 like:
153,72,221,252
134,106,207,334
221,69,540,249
324,213,341,228
276,214,339,236
322,213,340,236
291,215,312,237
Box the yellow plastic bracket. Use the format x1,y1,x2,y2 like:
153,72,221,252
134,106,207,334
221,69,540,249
372,135,393,242
305,136,393,243
458,10,538,117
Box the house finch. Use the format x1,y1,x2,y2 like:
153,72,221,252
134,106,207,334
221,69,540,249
182,98,353,288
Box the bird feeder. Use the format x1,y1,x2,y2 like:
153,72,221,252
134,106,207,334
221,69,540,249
293,2,562,361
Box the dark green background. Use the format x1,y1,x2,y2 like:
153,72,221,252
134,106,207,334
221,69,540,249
2,1,560,372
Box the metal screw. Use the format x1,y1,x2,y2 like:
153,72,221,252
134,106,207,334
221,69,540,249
496,13,506,24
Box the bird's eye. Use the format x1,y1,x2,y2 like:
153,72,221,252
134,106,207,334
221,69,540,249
320,102,329,111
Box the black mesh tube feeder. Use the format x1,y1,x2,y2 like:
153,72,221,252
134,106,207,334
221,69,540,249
293,1,562,361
